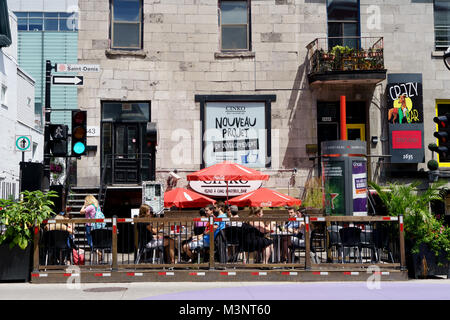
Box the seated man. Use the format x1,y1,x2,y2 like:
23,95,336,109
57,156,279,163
226,205,242,227
286,207,306,262
182,203,227,261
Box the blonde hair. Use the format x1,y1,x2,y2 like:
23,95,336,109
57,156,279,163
249,207,263,216
84,195,99,208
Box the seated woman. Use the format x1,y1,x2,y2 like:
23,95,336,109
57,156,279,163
193,208,208,236
241,207,275,264
137,204,175,264
182,204,218,261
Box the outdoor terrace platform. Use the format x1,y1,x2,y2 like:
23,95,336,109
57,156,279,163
30,215,408,283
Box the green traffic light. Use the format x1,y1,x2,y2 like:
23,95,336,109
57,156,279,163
73,141,86,154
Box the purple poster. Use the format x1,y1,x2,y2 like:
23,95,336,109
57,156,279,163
352,160,367,215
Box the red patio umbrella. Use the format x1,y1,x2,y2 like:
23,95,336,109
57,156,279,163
228,188,302,208
164,188,216,209
186,161,270,203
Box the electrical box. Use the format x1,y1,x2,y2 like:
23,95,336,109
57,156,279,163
142,181,164,215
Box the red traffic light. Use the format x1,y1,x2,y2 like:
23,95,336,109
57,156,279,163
73,111,86,124
433,114,450,128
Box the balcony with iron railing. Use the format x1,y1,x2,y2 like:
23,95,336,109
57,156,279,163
306,37,387,85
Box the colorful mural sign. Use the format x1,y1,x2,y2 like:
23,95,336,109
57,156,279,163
387,74,425,163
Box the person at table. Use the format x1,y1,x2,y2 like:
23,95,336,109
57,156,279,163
182,204,225,261
226,205,242,227
44,211,77,263
286,207,306,262
138,204,175,264
242,207,274,264
193,208,208,236
214,201,228,222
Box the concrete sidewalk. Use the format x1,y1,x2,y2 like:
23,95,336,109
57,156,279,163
1,279,450,300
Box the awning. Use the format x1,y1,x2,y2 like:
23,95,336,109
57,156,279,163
0,0,11,48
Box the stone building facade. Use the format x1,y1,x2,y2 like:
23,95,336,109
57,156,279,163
75,0,450,202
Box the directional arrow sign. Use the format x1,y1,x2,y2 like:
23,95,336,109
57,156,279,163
15,135,32,152
52,75,84,86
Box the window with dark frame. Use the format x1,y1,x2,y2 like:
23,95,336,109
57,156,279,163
110,0,143,50
327,0,360,49
220,0,250,51
14,12,78,32
434,0,450,51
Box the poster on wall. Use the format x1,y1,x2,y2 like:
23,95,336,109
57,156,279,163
142,181,164,215
204,102,267,168
387,73,425,163
323,160,345,215
352,160,368,216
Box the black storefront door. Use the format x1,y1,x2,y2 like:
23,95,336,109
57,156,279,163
113,124,140,184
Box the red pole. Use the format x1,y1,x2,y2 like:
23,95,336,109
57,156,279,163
340,95,347,140
226,181,229,205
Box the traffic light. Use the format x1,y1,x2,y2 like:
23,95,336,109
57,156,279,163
49,124,68,157
71,110,87,156
430,113,450,162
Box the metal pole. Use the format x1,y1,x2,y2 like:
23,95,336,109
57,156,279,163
304,215,312,270
399,214,407,271
43,60,54,192
112,216,118,270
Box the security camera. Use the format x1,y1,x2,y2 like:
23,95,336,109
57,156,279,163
169,171,181,180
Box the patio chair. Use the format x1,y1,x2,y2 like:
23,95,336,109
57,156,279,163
214,229,228,264
135,223,164,264
91,228,112,264
327,225,342,262
359,225,378,263
338,227,362,263
223,226,246,263
372,226,395,263
42,230,72,266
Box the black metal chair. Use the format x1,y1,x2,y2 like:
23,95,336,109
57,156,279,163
289,232,305,263
359,226,378,263
135,224,162,264
372,227,395,263
310,229,327,263
42,230,72,266
327,225,342,262
214,229,228,264
338,227,362,263
289,229,326,264
91,228,112,264
223,226,245,263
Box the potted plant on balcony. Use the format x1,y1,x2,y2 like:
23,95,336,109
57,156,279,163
0,190,57,281
330,45,354,71
369,181,450,278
